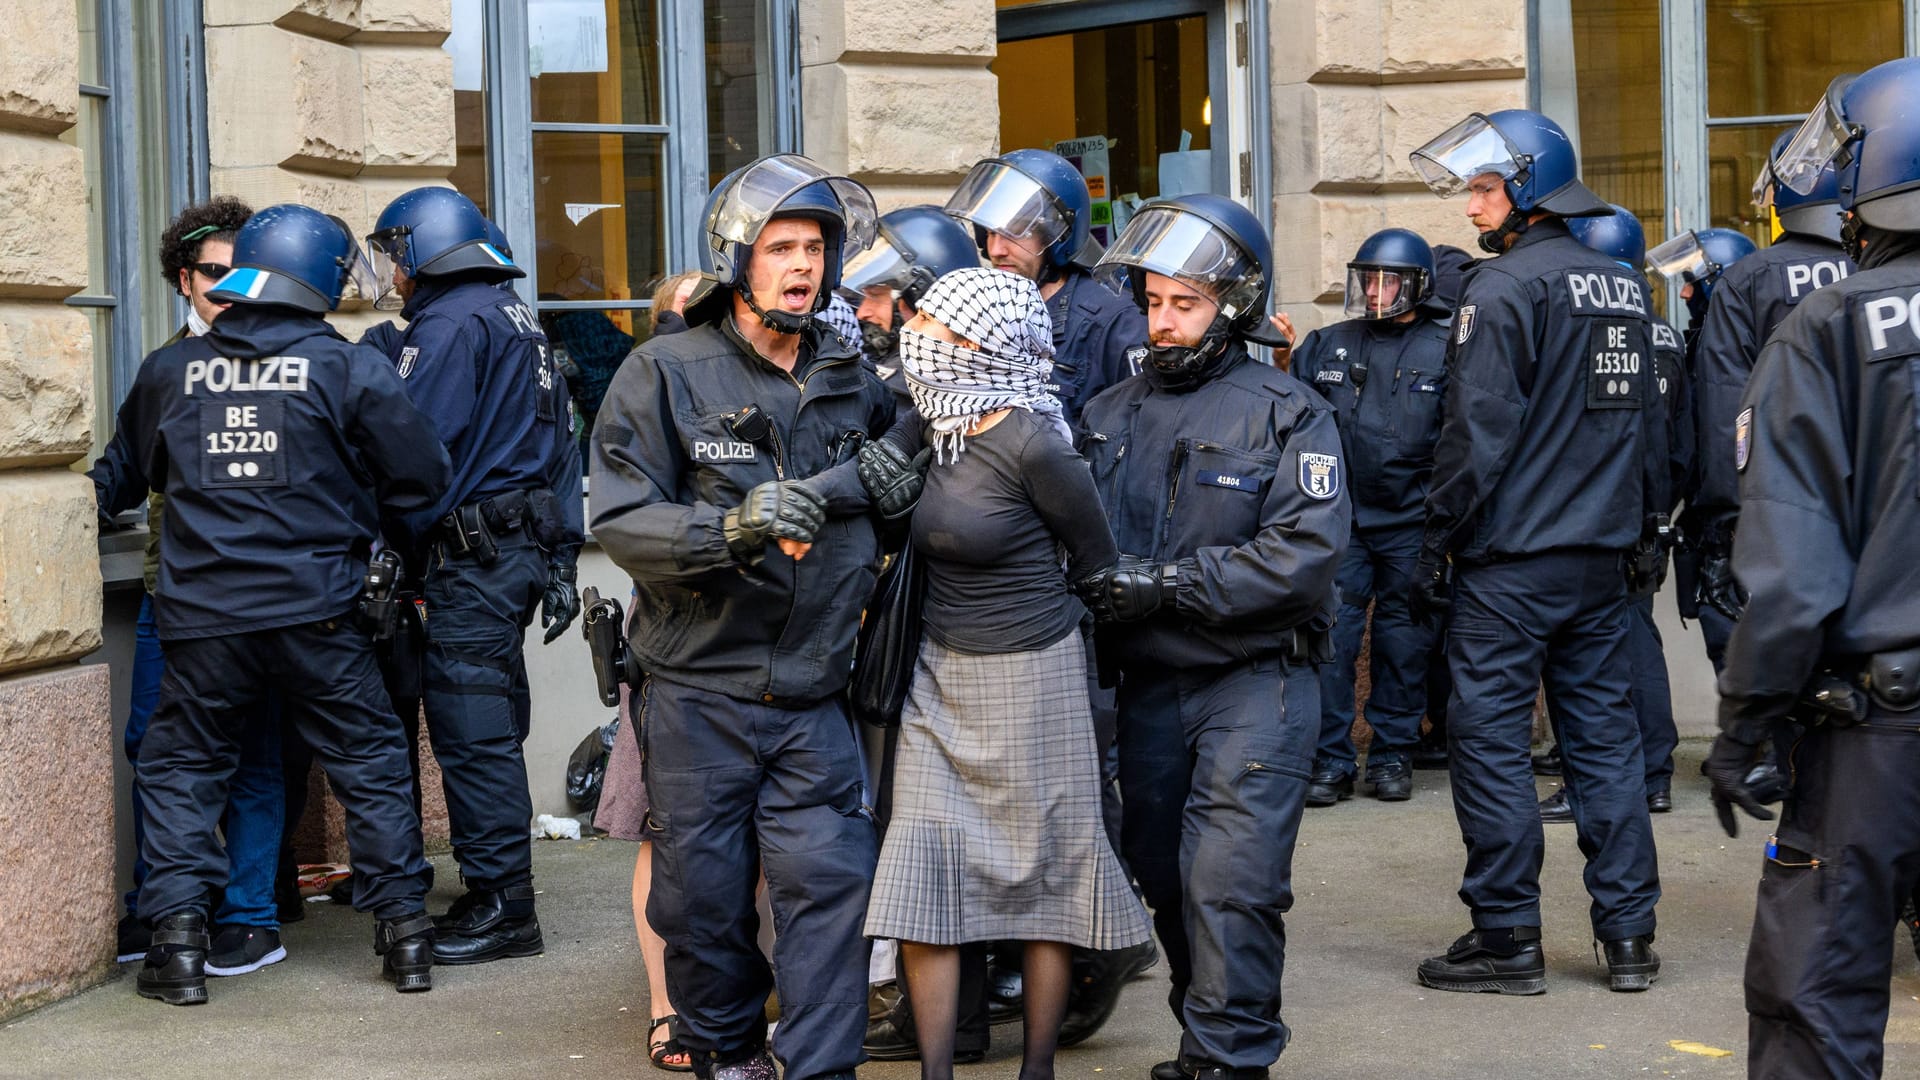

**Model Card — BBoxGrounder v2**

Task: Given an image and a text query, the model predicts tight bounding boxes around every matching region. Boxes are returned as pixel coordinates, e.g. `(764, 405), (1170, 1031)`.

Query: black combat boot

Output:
(136, 911), (210, 1006)
(1365, 756), (1413, 801)
(1416, 927), (1546, 995)
(1531, 745), (1562, 776)
(1537, 788), (1574, 823)
(376, 911), (436, 992)
(1304, 762), (1354, 807)
(1600, 934), (1660, 992)
(1057, 939), (1158, 1047)
(431, 883), (543, 965)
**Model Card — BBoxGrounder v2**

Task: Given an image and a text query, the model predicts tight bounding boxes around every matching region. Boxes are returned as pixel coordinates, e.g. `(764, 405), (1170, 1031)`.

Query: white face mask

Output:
(186, 306), (213, 337)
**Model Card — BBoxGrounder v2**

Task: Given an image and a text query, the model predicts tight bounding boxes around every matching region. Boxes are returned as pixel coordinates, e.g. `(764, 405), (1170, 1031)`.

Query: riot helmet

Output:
(944, 149), (1093, 277)
(1095, 193), (1274, 388)
(1411, 109), (1609, 253)
(208, 204), (379, 314)
(1343, 228), (1436, 320)
(1645, 227), (1757, 302)
(1566, 204), (1648, 270)
(367, 187), (521, 310)
(699, 154), (878, 334)
(1751, 129), (1845, 244)
(483, 216), (516, 261)
(844, 205), (983, 309)
(1773, 59), (1920, 247)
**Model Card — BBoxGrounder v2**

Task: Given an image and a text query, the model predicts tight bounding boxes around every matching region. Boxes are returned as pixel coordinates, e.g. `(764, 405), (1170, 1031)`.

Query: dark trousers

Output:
(640, 676), (878, 1080)
(1625, 596), (1678, 790)
(138, 618), (429, 922)
(403, 533), (546, 890)
(1315, 524), (1435, 773)
(1746, 714), (1920, 1080)
(1116, 657), (1315, 1071)
(1445, 550), (1659, 940)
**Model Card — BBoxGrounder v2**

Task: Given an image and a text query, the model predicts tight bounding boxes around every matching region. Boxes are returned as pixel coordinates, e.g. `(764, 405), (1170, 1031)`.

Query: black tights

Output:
(902, 940), (1072, 1080)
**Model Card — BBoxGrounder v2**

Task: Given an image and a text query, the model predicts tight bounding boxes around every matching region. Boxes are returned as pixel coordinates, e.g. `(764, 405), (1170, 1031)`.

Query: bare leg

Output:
(1018, 941), (1072, 1080)
(902, 941), (961, 1080)
(634, 842), (688, 1069)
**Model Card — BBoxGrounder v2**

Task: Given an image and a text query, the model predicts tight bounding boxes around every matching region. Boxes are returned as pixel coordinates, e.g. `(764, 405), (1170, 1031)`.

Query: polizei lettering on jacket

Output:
(183, 355), (311, 395)
(1564, 271), (1648, 317)
(1857, 289), (1920, 357)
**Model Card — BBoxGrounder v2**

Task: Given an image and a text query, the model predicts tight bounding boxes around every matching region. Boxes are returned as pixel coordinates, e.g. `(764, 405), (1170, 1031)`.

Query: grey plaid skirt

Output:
(864, 632), (1151, 949)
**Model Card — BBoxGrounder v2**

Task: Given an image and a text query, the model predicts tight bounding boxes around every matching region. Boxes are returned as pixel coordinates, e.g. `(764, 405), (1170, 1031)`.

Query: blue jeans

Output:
(126, 593), (286, 927)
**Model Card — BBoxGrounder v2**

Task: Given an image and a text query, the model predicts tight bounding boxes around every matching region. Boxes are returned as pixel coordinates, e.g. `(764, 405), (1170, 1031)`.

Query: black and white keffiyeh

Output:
(902, 267), (1067, 462)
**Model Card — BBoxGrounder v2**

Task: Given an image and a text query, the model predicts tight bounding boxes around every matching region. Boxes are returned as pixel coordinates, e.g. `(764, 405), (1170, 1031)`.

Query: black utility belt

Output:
(433, 490), (538, 563)
(1801, 644), (1920, 725)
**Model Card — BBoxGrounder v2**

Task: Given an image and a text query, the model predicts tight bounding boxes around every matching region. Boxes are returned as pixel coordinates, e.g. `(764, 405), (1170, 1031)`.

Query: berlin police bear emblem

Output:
(1298, 451), (1340, 501)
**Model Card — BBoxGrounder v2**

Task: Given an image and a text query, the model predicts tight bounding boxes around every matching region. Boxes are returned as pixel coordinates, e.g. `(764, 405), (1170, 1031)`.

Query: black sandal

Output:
(649, 1014), (693, 1073)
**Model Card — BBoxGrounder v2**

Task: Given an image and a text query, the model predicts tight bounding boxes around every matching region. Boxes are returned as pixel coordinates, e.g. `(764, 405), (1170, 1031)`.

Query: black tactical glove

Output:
(541, 561), (581, 645)
(723, 480), (827, 563)
(1704, 731), (1776, 838)
(858, 440), (933, 520)
(1698, 549), (1748, 621)
(1075, 555), (1178, 623)
(1410, 545), (1452, 622)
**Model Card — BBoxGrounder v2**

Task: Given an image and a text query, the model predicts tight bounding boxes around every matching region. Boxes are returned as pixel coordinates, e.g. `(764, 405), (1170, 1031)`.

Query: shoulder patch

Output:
(1298, 451), (1340, 501)
(1735, 407), (1753, 472)
(1125, 345), (1148, 377)
(1455, 305), (1477, 345)
(396, 346), (419, 379)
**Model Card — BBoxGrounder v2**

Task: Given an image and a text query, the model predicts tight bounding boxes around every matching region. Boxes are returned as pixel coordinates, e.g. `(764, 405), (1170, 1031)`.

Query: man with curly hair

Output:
(109, 196), (298, 980)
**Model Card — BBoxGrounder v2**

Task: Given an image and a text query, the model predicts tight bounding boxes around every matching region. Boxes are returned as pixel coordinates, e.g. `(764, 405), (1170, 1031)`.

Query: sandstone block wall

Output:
(800, 0), (999, 211)
(1270, 0), (1530, 331)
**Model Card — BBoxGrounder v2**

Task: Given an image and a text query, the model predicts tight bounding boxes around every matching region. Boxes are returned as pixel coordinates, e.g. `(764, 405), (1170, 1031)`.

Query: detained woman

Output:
(862, 268), (1150, 1080)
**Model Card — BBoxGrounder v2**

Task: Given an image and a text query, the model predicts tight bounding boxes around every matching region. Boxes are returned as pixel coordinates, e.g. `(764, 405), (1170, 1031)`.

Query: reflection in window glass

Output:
(531, 131), (665, 304)
(446, 0), (491, 219)
(1705, 0), (1900, 119)
(1710, 123), (1796, 245)
(529, 0), (662, 126)
(706, 0), (766, 181)
(994, 17), (1213, 245)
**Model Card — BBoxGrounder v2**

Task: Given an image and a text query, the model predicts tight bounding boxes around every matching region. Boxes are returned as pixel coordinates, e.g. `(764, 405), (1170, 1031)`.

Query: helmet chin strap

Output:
(1143, 315), (1237, 392)
(740, 286), (818, 335)
(1478, 208), (1534, 255)
(1841, 211), (1869, 265)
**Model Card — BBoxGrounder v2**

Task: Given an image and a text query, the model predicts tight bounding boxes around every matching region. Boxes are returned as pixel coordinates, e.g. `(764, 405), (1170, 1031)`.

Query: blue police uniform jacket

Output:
(89, 304), (451, 640)
(1649, 312), (1693, 515)
(1424, 218), (1664, 560)
(1718, 237), (1920, 734)
(1079, 347), (1351, 670)
(385, 276), (581, 548)
(588, 317), (902, 706)
(1691, 232), (1852, 517)
(1046, 268), (1149, 423)
(1292, 314), (1451, 531)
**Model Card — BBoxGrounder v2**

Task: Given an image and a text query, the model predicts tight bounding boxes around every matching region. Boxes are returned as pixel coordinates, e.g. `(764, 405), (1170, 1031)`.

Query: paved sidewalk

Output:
(5, 741), (1916, 1079)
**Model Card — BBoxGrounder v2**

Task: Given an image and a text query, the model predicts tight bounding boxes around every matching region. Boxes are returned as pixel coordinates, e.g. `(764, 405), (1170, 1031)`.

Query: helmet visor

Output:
(944, 160), (1071, 251)
(341, 242), (384, 306)
(1410, 114), (1523, 198)
(365, 227), (408, 311)
(1775, 77), (1857, 197)
(1645, 230), (1713, 284)
(708, 154), (879, 253)
(1343, 266), (1421, 320)
(842, 233), (913, 293)
(1094, 204), (1263, 318)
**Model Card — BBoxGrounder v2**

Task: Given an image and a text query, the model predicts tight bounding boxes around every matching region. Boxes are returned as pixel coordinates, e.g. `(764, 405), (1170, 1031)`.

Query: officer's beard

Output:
(859, 309), (902, 360)
(1478, 210), (1532, 255)
(1143, 321), (1238, 392)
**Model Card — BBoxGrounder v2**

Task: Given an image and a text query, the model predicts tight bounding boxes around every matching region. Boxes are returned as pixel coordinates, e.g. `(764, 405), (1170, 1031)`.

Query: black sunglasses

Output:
(192, 262), (232, 281)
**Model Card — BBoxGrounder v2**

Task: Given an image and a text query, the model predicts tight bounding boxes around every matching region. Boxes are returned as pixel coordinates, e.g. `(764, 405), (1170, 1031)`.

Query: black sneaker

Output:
(1600, 935), (1660, 991)
(1365, 759), (1413, 801)
(116, 913), (151, 964)
(1531, 745), (1562, 776)
(205, 925), (287, 976)
(1538, 788), (1574, 824)
(1305, 763), (1354, 807)
(1416, 929), (1546, 995)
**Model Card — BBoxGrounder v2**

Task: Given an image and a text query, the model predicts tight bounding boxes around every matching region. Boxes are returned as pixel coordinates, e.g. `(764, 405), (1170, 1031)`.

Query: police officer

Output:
(1075, 194), (1348, 1080)
(364, 186), (581, 966)
(89, 204), (450, 1003)
(1407, 109), (1663, 994)
(1534, 205), (1690, 820)
(1704, 58), (1920, 1076)
(1293, 228), (1451, 807)
(589, 154), (905, 1080)
(945, 149), (1148, 422)
(845, 203), (981, 393)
